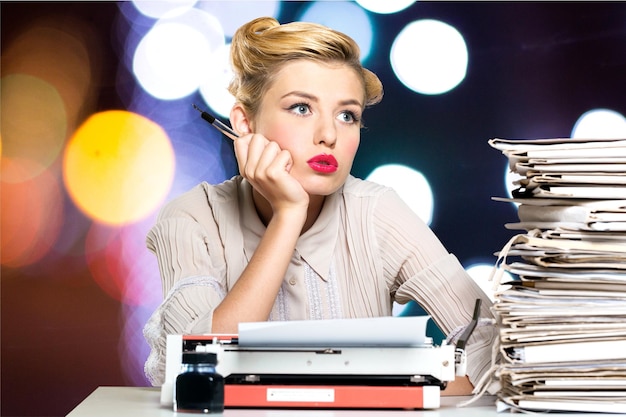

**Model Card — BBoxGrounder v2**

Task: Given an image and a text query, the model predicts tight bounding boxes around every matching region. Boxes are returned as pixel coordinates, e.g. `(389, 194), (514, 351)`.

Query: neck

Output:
(252, 190), (325, 235)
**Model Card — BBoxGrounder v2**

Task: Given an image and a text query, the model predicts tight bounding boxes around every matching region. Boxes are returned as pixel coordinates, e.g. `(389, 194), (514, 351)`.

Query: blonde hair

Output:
(228, 17), (383, 120)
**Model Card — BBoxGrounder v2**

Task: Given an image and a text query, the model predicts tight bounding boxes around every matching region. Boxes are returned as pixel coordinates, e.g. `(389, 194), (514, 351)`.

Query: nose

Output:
(314, 116), (337, 148)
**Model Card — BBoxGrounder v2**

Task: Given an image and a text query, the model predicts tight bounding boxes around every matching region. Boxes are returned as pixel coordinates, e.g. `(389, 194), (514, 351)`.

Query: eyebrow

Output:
(282, 91), (363, 108)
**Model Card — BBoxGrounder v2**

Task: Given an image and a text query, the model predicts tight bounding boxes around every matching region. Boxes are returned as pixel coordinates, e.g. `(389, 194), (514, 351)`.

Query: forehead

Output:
(268, 59), (365, 105)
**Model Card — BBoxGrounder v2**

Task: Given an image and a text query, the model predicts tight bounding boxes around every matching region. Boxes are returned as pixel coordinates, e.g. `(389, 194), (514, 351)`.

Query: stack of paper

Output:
(488, 137), (626, 414)
(493, 137), (626, 200)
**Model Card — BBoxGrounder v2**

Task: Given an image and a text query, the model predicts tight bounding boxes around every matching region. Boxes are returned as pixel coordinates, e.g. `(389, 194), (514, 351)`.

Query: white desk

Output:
(65, 386), (613, 416)
(66, 387), (492, 416)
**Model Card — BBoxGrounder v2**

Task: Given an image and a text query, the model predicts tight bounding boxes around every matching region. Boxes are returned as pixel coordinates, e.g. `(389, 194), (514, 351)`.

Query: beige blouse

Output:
(143, 175), (495, 386)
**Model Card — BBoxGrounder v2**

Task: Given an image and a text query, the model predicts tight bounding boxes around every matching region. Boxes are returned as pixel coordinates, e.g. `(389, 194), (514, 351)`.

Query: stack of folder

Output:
(488, 137), (626, 414)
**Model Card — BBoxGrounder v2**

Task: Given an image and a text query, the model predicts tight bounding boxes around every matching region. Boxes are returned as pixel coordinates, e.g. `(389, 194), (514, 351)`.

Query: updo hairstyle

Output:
(228, 17), (383, 121)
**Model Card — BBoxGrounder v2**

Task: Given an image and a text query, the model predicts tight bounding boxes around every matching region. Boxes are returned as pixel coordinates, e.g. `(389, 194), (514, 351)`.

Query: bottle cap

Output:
(182, 352), (218, 365)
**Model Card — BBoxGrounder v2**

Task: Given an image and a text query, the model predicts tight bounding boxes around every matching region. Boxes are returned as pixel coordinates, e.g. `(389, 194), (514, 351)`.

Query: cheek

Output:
(342, 135), (361, 161)
(262, 124), (300, 150)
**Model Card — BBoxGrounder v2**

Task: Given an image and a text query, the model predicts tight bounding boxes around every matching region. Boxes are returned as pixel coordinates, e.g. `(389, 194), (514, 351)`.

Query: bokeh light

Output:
(128, 6), (225, 102)
(466, 263), (512, 302)
(366, 163), (434, 225)
(504, 163), (525, 199)
(390, 19), (468, 95)
(84, 217), (162, 307)
(194, 0), (281, 37)
(571, 108), (626, 139)
(356, 0), (415, 14)
(198, 43), (235, 119)
(1, 16), (99, 178)
(1, 7), (102, 272)
(1, 161), (64, 268)
(117, 217), (163, 385)
(131, 0), (197, 19)
(133, 20), (216, 100)
(120, 303), (157, 385)
(63, 110), (175, 225)
(166, 118), (233, 198)
(114, 0), (236, 203)
(1, 74), (67, 182)
(84, 223), (130, 303)
(298, 1), (374, 62)
(84, 216), (163, 386)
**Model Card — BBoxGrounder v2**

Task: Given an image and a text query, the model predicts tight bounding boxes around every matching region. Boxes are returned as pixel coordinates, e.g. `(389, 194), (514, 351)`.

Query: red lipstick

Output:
(307, 153), (338, 173)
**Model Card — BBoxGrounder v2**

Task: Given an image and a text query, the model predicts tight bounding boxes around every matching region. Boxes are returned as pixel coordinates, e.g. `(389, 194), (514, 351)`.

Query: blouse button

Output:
(288, 278), (297, 286)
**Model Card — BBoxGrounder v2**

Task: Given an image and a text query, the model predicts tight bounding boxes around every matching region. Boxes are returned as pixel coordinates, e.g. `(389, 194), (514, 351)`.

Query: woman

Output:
(143, 16), (495, 392)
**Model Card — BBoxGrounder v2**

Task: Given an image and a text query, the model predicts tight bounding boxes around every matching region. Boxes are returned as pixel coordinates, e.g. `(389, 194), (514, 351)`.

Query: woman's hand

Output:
(234, 133), (309, 215)
(213, 133), (311, 333)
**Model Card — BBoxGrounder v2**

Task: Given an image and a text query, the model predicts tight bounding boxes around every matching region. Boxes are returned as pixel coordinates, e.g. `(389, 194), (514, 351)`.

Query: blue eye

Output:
(289, 103), (310, 116)
(339, 111), (360, 124)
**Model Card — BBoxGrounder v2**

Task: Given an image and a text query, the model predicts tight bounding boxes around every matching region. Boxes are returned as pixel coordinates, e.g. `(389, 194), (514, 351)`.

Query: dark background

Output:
(2, 2), (626, 416)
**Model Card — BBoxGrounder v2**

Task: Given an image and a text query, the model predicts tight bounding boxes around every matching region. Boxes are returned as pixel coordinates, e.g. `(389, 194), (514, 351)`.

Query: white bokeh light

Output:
(298, 1), (374, 62)
(366, 164), (434, 225)
(466, 263), (511, 302)
(132, 8), (225, 100)
(505, 163), (524, 198)
(199, 43), (236, 119)
(356, 0), (415, 14)
(161, 5), (226, 46)
(131, 0), (196, 19)
(571, 108), (626, 139)
(391, 19), (468, 95)
(133, 23), (213, 100)
(503, 162), (525, 212)
(194, 1), (281, 37)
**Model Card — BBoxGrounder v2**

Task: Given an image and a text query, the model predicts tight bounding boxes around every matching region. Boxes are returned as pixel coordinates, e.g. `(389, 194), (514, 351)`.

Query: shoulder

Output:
(342, 175), (394, 199)
(342, 176), (426, 228)
(157, 176), (243, 221)
(341, 176), (408, 212)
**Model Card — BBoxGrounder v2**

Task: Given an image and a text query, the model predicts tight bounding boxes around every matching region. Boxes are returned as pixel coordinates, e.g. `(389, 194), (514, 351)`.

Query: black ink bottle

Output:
(175, 352), (224, 413)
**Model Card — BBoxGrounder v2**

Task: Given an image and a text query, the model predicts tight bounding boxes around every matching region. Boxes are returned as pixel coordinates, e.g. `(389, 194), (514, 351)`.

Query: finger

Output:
(233, 134), (252, 175)
(254, 141), (284, 177)
(243, 134), (272, 179)
(265, 149), (293, 176)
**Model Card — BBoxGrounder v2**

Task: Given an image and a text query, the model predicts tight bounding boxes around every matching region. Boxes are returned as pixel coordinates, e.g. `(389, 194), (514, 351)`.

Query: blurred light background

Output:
(2, 1), (626, 415)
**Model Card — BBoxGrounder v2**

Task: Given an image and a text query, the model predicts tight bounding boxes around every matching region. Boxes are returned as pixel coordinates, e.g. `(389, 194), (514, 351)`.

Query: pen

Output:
(192, 104), (239, 141)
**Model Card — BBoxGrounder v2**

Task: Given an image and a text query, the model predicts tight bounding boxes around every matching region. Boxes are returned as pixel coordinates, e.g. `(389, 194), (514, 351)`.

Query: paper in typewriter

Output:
(238, 315), (430, 347)
(489, 137), (626, 414)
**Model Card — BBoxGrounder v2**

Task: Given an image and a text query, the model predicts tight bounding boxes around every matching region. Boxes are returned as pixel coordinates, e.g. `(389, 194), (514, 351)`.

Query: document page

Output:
(238, 316), (430, 347)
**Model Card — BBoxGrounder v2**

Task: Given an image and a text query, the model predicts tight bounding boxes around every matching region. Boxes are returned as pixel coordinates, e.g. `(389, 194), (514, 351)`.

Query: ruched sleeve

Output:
(143, 182), (234, 386)
(373, 188), (496, 386)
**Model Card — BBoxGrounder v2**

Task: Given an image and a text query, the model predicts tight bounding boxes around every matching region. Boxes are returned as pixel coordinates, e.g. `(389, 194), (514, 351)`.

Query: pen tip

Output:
(192, 103), (201, 112)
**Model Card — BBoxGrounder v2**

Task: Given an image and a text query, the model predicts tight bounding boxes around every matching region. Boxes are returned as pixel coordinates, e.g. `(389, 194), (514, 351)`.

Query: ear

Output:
(230, 103), (252, 136)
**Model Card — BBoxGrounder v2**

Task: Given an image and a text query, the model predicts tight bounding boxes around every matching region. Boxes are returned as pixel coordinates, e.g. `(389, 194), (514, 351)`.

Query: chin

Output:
(298, 169), (350, 196)
(303, 179), (346, 197)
